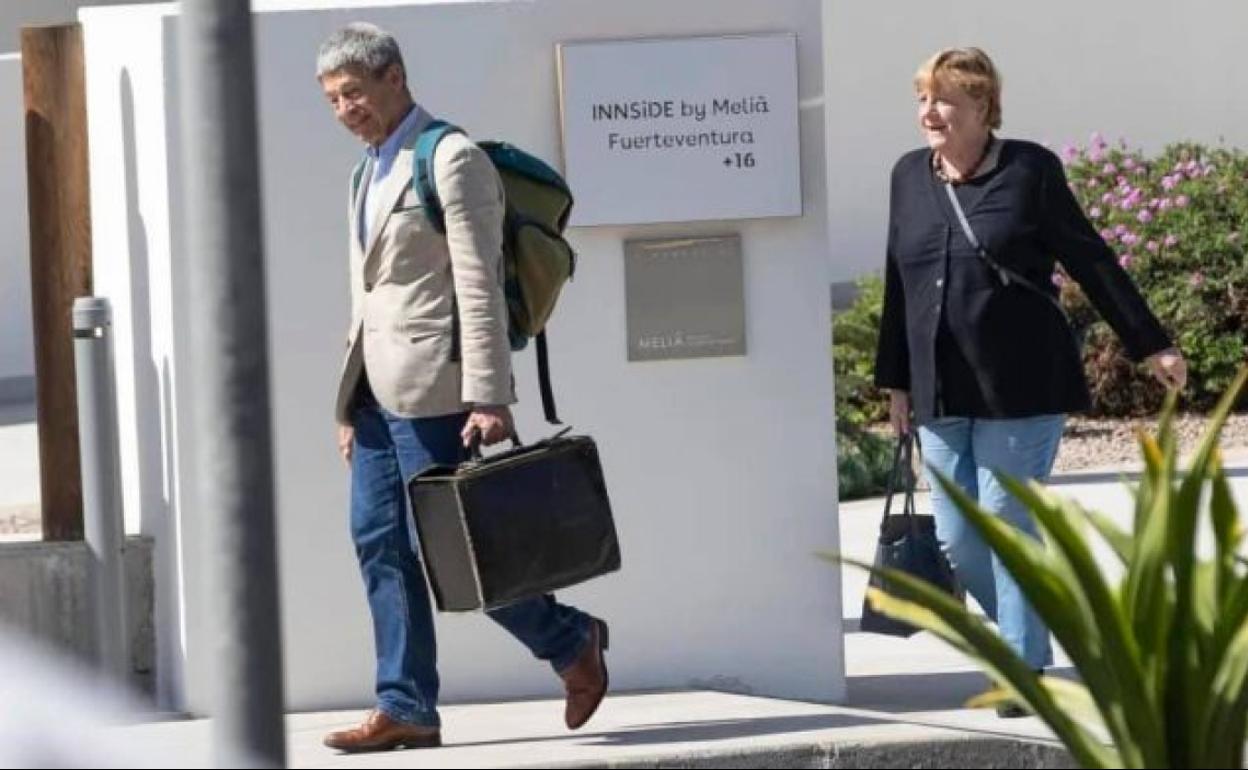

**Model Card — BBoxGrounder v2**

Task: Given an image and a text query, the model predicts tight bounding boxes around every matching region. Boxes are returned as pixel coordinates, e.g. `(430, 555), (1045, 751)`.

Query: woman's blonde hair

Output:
(914, 47), (1002, 130)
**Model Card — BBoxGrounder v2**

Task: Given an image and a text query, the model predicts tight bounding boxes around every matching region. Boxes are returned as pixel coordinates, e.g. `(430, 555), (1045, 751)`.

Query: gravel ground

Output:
(1053, 412), (1248, 473)
(0, 503), (39, 537)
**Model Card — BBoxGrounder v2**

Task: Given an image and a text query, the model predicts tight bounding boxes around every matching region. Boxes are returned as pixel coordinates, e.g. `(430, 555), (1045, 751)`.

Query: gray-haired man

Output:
(317, 23), (608, 753)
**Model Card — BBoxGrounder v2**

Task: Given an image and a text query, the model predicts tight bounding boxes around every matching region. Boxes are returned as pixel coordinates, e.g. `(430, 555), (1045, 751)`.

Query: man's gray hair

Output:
(316, 22), (406, 81)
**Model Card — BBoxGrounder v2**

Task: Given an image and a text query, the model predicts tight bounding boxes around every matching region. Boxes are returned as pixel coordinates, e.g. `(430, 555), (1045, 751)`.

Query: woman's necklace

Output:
(934, 135), (994, 185)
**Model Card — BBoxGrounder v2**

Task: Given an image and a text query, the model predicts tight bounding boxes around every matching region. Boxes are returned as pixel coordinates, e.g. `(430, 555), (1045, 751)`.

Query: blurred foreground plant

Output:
(829, 365), (1248, 768)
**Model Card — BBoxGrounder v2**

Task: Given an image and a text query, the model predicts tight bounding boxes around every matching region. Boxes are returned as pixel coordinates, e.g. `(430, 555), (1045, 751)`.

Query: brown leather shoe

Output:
(323, 709), (441, 753)
(559, 618), (610, 730)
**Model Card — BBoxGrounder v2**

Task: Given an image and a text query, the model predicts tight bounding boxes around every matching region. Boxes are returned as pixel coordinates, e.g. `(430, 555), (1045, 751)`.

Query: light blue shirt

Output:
(359, 104), (426, 249)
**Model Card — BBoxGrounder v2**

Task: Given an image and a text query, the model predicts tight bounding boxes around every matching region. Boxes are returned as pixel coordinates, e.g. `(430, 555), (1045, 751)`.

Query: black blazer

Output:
(874, 140), (1171, 423)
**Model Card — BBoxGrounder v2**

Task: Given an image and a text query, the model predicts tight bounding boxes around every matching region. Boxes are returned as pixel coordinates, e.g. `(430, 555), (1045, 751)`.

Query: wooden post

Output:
(22, 24), (92, 541)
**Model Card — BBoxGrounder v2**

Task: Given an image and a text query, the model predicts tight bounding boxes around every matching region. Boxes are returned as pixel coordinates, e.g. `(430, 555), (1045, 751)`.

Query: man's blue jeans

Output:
(917, 414), (1065, 669)
(350, 400), (593, 727)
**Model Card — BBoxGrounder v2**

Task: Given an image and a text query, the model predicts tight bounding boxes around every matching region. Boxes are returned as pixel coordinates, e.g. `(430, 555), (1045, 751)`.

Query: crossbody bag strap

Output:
(942, 183), (1068, 319)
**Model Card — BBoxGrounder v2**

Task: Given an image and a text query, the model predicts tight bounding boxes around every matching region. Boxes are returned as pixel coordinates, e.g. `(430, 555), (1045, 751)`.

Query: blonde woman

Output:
(874, 47), (1185, 716)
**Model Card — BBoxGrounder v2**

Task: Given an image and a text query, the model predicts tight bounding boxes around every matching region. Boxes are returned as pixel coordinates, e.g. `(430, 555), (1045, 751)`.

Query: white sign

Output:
(557, 34), (802, 226)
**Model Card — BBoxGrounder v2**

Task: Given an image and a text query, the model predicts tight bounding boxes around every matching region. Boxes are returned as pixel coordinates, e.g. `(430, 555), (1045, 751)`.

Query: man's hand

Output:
(337, 423), (354, 467)
(1145, 347), (1188, 391)
(888, 390), (912, 437)
(461, 405), (515, 448)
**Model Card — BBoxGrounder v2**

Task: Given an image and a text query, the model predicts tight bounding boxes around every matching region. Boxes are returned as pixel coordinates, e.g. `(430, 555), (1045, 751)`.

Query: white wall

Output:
(822, 0), (1248, 283)
(83, 0), (845, 715)
(0, 2), (167, 397)
(0, 53), (33, 393)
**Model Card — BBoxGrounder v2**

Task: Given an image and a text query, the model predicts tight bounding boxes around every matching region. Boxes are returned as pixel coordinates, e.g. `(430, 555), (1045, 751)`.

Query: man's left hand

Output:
(461, 405), (515, 448)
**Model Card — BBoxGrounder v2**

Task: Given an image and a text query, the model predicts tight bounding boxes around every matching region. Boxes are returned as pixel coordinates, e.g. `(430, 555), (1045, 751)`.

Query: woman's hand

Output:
(888, 390), (912, 436)
(1145, 347), (1188, 391)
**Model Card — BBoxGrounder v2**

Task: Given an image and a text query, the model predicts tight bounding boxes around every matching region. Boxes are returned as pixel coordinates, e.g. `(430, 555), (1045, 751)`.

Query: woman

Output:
(874, 47), (1186, 715)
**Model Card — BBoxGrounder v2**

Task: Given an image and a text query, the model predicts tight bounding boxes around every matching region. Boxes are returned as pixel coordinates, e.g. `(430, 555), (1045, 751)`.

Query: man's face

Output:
(320, 63), (407, 146)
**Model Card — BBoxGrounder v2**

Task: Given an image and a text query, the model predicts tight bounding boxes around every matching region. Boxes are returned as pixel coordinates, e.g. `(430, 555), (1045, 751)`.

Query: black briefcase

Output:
(407, 431), (621, 612)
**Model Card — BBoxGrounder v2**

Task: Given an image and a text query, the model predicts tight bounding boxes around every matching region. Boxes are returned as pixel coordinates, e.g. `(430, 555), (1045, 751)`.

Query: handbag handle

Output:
(878, 431), (918, 529)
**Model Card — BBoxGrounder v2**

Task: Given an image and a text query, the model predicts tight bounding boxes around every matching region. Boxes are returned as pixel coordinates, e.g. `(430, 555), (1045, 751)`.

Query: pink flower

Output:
(1119, 254), (1135, 268)
(1146, 240), (1160, 253)
(1122, 233), (1140, 247)
(1176, 194), (1191, 207)
(1061, 144), (1080, 164)
(1101, 192), (1114, 205)
(1159, 198), (1174, 210)
(1086, 178), (1100, 189)
(1137, 210), (1153, 224)
(1115, 224), (1129, 236)
(1088, 145), (1106, 163)
(1162, 175), (1179, 191)
(1103, 163), (1118, 175)
(1120, 197), (1136, 211)
(1100, 228), (1117, 242)
(1164, 234), (1180, 247)
(1149, 198), (1162, 209)
(1190, 271), (1205, 287)
(1123, 157), (1137, 170)
(1091, 131), (1107, 149)
(1090, 206), (1103, 218)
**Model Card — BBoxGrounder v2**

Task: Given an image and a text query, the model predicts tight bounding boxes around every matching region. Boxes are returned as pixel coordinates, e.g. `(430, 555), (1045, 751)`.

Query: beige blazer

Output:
(334, 111), (514, 424)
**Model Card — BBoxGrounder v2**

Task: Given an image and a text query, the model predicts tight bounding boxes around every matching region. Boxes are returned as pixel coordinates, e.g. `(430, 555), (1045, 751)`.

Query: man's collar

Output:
(367, 102), (423, 159)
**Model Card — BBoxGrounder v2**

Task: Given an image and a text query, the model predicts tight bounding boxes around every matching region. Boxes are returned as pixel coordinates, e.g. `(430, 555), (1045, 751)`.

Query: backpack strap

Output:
(536, 330), (560, 425)
(410, 119), (462, 235)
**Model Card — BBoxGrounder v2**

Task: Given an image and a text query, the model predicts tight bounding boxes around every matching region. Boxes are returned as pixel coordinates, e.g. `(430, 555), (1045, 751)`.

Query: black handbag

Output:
(407, 429), (621, 612)
(859, 432), (961, 637)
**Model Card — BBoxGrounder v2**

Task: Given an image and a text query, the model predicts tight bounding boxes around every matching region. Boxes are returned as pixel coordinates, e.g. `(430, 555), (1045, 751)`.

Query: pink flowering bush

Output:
(1059, 135), (1248, 415)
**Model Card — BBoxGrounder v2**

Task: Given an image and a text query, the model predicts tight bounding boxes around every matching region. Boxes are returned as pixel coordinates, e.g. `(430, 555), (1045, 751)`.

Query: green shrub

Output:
(836, 422), (893, 500)
(1060, 136), (1248, 414)
(834, 274), (892, 499)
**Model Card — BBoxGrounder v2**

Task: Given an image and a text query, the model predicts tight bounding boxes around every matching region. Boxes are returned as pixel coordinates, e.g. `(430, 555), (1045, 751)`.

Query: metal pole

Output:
(177, 1), (286, 767)
(72, 297), (128, 683)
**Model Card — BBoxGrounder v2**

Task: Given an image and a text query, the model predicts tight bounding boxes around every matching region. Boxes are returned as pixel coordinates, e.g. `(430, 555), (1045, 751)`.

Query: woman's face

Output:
(917, 82), (988, 154)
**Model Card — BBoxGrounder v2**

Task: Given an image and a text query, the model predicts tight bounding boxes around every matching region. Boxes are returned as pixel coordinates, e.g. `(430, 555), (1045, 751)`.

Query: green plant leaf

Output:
(995, 476), (1162, 766)
(828, 553), (1120, 768)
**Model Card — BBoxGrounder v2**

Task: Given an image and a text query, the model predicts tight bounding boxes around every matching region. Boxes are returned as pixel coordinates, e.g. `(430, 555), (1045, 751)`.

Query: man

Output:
(316, 23), (608, 753)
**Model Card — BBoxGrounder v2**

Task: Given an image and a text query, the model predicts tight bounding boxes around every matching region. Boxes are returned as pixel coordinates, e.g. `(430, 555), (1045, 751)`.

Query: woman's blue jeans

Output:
(917, 414), (1065, 669)
(350, 400), (593, 727)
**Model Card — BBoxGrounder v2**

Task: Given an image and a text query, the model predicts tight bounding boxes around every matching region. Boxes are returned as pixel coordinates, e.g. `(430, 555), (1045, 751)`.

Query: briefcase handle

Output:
(465, 425), (576, 462)
(467, 428), (524, 461)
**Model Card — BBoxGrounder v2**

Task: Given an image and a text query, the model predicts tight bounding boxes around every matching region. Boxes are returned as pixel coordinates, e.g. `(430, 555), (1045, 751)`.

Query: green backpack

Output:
(355, 120), (576, 423)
